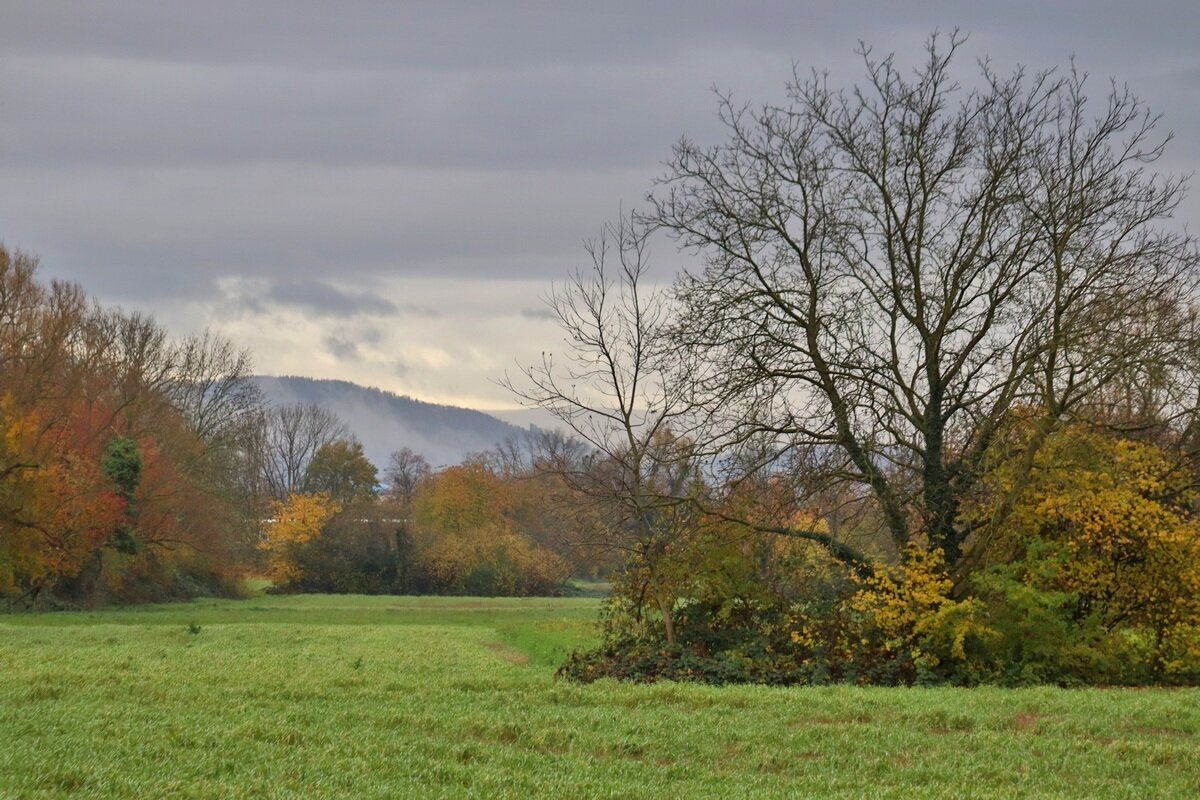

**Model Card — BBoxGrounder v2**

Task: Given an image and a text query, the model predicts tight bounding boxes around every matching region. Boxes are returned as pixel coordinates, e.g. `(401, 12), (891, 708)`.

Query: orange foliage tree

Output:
(0, 397), (125, 600)
(408, 462), (568, 595)
(2, 245), (263, 607)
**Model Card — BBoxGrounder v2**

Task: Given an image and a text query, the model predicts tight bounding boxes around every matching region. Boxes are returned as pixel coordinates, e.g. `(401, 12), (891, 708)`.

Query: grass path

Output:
(2, 595), (1198, 798)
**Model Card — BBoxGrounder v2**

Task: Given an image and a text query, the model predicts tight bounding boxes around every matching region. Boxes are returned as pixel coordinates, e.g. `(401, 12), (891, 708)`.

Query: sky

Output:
(3, 1), (1199, 410)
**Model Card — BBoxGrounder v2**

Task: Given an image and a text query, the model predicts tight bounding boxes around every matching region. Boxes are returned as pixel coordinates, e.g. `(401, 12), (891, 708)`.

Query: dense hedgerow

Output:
(560, 426), (1200, 687)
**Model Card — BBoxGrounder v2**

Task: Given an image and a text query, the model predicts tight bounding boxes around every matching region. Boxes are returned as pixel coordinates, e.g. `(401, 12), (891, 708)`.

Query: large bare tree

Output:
(651, 33), (1198, 574)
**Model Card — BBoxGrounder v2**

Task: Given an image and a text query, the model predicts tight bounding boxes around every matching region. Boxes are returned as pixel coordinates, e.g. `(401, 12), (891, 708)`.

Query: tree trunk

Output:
(648, 569), (676, 645)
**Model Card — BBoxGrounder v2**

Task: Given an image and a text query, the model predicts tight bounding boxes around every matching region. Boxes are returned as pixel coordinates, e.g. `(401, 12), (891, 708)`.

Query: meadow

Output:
(1, 593), (1198, 799)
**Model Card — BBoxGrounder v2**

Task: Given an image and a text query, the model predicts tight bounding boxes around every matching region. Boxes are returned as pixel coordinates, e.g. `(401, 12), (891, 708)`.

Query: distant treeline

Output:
(0, 246), (608, 608)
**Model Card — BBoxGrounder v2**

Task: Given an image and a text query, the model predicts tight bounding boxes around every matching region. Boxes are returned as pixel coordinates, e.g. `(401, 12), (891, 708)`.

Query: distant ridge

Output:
(251, 375), (526, 469)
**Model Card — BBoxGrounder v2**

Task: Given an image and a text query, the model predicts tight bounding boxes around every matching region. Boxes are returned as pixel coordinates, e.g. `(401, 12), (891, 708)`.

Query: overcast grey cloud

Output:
(3, 1), (1199, 408)
(264, 279), (397, 318)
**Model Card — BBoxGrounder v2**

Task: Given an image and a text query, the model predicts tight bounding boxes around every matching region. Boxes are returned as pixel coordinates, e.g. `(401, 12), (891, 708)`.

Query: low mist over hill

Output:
(252, 376), (525, 468)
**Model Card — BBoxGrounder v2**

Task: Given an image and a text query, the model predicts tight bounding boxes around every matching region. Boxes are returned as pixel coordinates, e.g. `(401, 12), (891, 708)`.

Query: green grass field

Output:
(2, 594), (1198, 799)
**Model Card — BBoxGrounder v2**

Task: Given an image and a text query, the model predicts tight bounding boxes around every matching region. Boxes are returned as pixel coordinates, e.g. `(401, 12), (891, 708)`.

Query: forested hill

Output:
(251, 376), (525, 468)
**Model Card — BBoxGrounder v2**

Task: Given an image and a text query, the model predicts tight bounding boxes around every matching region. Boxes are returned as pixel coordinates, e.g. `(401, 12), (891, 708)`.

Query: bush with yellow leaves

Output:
(965, 425), (1200, 684)
(845, 545), (993, 685)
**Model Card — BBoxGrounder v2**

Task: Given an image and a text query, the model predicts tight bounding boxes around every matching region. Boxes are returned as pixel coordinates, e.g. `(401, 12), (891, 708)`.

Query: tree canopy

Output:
(524, 34), (1200, 687)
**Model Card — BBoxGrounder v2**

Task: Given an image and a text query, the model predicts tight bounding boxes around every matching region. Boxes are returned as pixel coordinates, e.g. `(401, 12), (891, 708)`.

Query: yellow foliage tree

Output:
(261, 492), (340, 586)
(968, 424), (1200, 679)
